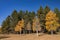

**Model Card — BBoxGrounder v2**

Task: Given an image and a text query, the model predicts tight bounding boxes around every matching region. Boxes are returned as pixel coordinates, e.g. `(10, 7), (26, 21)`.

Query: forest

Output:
(0, 6), (60, 34)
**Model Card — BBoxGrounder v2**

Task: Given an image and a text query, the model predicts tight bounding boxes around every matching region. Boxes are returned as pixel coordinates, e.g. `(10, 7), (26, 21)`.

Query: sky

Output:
(0, 0), (60, 26)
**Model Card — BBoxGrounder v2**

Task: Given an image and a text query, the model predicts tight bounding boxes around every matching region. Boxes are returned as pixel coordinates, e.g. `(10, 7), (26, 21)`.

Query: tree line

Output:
(1, 6), (60, 34)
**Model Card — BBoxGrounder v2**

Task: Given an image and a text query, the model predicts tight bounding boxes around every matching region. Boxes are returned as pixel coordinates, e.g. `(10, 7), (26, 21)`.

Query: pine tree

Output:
(37, 6), (45, 32)
(10, 10), (19, 33)
(44, 6), (50, 15)
(18, 10), (24, 20)
(2, 16), (11, 33)
(54, 8), (60, 23)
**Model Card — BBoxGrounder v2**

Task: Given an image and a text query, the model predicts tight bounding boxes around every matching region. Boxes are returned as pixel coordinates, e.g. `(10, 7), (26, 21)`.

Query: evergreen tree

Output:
(18, 10), (24, 20)
(44, 6), (50, 15)
(28, 11), (35, 33)
(10, 10), (18, 32)
(2, 16), (11, 33)
(54, 8), (60, 23)
(23, 11), (29, 34)
(37, 6), (45, 32)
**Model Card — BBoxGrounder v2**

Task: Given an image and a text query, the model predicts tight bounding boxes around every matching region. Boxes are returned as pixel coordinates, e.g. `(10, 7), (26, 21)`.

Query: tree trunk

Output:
(51, 30), (53, 35)
(36, 27), (38, 36)
(20, 29), (21, 35)
(29, 30), (30, 34)
(36, 30), (38, 36)
(20, 31), (21, 34)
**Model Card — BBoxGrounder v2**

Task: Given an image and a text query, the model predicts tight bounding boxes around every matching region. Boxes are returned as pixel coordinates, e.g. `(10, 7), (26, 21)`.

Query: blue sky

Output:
(0, 0), (60, 26)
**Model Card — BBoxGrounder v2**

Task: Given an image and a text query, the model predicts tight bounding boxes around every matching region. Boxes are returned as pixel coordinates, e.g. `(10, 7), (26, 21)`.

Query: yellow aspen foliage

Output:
(15, 19), (24, 32)
(45, 11), (59, 31)
(32, 17), (41, 32)
(26, 22), (31, 30)
(15, 25), (19, 32)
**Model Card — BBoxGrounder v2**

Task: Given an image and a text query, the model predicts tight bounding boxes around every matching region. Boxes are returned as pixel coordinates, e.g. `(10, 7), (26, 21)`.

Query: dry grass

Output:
(0, 33), (60, 40)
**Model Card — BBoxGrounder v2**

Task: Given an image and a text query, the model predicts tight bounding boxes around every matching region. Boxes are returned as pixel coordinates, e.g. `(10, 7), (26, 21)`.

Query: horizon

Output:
(0, 0), (60, 26)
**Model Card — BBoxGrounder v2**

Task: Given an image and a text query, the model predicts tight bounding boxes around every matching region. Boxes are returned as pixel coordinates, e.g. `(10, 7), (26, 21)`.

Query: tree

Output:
(43, 6), (50, 32)
(54, 8), (60, 23)
(23, 11), (29, 34)
(11, 10), (19, 33)
(32, 16), (41, 36)
(26, 22), (31, 34)
(2, 16), (11, 33)
(44, 6), (50, 15)
(15, 19), (24, 34)
(18, 10), (24, 20)
(45, 11), (59, 34)
(37, 6), (46, 32)
(37, 6), (44, 18)
(28, 11), (35, 32)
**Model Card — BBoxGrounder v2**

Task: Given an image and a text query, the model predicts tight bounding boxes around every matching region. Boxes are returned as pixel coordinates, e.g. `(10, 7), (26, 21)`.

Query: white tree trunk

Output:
(51, 30), (53, 35)
(36, 30), (38, 36)
(20, 29), (21, 35)
(36, 26), (38, 36)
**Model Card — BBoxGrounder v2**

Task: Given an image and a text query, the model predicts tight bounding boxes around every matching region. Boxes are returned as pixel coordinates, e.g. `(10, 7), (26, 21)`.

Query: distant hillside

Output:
(0, 26), (1, 27)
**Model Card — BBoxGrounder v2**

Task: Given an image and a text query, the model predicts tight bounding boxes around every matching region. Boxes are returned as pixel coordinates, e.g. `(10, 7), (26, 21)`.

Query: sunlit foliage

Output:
(15, 19), (24, 32)
(32, 16), (41, 32)
(45, 11), (59, 32)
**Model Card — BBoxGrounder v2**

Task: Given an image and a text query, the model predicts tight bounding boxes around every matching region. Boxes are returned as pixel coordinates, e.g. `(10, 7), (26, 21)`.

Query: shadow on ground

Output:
(38, 33), (45, 36)
(0, 36), (10, 39)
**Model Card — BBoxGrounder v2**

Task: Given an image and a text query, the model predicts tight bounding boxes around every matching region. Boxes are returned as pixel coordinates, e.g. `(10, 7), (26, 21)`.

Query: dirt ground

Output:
(0, 33), (60, 40)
